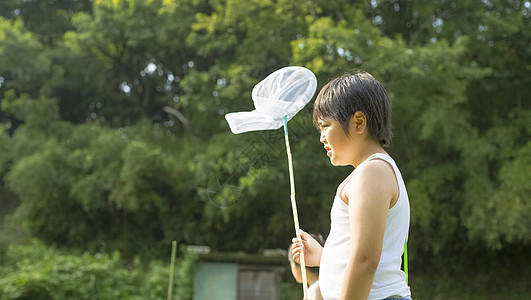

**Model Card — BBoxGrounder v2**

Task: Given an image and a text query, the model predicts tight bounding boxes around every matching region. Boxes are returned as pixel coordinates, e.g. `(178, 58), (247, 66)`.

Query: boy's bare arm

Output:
(341, 160), (398, 300)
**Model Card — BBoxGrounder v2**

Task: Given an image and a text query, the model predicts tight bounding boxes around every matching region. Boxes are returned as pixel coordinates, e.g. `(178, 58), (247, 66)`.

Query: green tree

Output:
(0, 0), (93, 46)
(2, 92), (202, 256)
(59, 0), (203, 128)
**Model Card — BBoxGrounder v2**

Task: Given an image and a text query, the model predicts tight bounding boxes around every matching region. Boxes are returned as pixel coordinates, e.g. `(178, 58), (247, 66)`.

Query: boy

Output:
(291, 71), (411, 300)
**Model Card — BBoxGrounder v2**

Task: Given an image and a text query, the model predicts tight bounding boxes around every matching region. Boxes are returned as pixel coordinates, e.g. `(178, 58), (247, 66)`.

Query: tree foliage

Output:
(0, 1), (530, 296)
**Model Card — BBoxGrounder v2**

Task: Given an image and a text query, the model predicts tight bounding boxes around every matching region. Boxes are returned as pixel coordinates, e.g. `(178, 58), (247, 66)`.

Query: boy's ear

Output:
(350, 111), (367, 134)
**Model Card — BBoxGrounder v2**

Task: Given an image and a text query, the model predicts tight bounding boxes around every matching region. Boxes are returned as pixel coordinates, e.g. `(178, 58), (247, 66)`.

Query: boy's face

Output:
(318, 118), (355, 166)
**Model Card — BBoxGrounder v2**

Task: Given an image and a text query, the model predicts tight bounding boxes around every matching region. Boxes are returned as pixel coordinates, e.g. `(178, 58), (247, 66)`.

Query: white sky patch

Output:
(146, 62), (156, 74)
(120, 82), (131, 94)
(432, 18), (444, 33)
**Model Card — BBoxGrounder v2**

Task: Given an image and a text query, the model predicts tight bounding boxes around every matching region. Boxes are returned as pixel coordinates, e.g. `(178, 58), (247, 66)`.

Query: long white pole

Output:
(283, 116), (309, 300)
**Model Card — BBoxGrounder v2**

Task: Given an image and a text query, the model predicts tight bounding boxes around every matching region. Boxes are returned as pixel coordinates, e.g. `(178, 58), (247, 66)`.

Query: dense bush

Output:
(0, 240), (197, 300)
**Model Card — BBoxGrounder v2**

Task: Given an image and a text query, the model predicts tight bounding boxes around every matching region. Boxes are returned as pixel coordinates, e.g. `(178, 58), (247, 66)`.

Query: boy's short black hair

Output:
(313, 70), (393, 147)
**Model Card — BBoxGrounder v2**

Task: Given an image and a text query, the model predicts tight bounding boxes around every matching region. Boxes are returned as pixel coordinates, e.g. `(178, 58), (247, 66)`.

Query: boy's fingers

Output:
(291, 245), (305, 260)
(292, 251), (300, 263)
(291, 243), (302, 252)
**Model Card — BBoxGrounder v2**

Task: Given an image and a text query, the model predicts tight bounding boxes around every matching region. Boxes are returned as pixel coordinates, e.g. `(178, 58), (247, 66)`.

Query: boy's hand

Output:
(291, 229), (324, 267)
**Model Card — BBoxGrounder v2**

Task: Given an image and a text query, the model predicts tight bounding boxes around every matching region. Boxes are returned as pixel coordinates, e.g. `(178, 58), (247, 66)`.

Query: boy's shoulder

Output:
(347, 159), (397, 200)
(339, 154), (397, 203)
(354, 157), (395, 178)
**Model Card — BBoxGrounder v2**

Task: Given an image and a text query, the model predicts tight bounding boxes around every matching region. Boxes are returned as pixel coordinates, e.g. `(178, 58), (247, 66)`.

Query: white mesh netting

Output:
(225, 66), (317, 134)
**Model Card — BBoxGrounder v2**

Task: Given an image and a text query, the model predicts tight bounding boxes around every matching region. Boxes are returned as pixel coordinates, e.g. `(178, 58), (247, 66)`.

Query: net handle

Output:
(283, 116), (309, 300)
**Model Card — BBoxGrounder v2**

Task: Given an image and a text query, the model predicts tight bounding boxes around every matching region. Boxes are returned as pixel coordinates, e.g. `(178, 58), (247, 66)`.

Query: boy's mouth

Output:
(324, 146), (332, 156)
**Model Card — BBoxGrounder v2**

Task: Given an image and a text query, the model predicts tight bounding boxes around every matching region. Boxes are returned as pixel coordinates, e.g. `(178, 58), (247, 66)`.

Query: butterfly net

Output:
(225, 66), (317, 134)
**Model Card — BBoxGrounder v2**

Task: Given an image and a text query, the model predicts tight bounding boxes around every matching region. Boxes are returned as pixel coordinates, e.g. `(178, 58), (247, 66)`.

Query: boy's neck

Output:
(352, 141), (386, 168)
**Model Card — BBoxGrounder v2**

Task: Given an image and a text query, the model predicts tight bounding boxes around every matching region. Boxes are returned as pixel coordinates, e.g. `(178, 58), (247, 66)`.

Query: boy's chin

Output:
(330, 158), (348, 167)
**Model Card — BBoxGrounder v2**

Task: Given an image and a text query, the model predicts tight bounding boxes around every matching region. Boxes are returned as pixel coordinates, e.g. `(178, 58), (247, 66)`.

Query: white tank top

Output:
(319, 153), (411, 300)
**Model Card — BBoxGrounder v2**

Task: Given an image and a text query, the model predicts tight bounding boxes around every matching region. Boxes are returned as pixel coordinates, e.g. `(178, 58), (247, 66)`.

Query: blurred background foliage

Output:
(0, 0), (530, 299)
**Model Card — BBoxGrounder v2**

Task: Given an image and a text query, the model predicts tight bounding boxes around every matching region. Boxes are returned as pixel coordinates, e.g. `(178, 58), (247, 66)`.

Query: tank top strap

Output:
(366, 153), (394, 165)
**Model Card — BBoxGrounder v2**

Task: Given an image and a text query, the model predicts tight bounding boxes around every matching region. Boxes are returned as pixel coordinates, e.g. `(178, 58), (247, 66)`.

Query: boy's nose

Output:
(320, 131), (326, 143)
